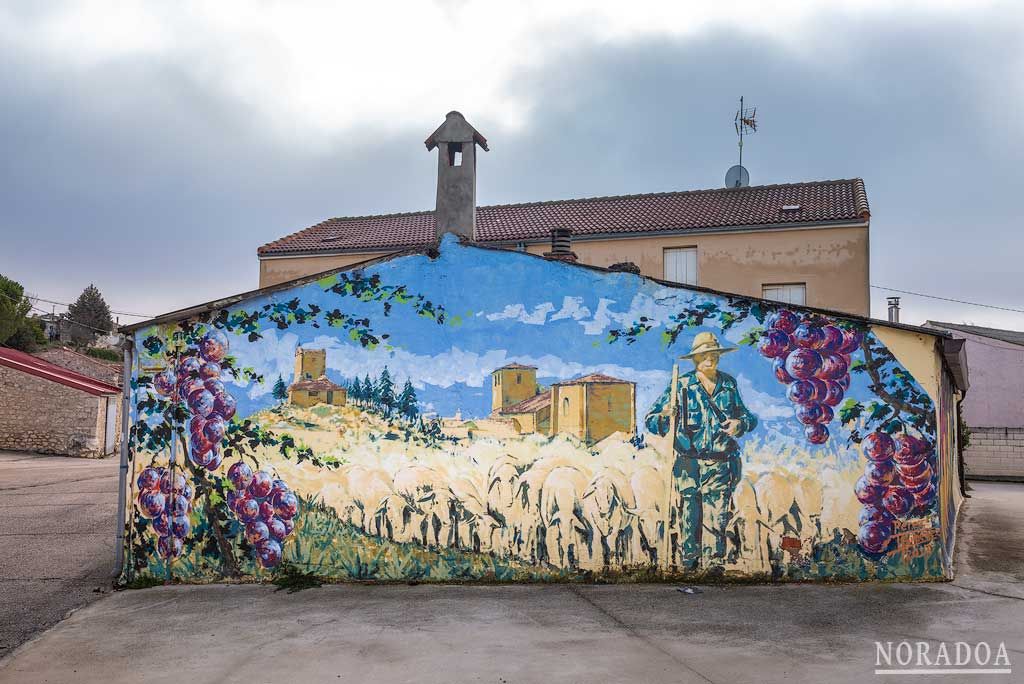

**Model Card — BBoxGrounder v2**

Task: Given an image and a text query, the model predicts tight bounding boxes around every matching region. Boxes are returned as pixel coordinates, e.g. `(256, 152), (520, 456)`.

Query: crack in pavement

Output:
(567, 585), (717, 684)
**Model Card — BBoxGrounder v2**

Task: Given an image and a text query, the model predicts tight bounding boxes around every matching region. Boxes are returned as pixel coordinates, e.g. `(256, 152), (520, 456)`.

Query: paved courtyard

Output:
(0, 451), (118, 658)
(0, 467), (1020, 683)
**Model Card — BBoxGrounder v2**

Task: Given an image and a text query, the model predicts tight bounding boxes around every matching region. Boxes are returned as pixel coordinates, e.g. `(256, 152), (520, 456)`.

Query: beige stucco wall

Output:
(522, 225), (869, 316)
(260, 252), (382, 288)
(258, 224), (869, 316)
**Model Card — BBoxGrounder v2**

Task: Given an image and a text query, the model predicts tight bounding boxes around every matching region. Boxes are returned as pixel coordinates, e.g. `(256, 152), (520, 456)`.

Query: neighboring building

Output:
(288, 347), (346, 408)
(257, 112), (871, 316)
(491, 365), (636, 444)
(925, 321), (1024, 480)
(0, 348), (121, 457)
(33, 346), (122, 387)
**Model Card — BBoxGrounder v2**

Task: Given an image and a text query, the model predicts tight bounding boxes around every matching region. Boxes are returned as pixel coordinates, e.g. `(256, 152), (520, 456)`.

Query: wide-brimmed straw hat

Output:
(679, 332), (737, 359)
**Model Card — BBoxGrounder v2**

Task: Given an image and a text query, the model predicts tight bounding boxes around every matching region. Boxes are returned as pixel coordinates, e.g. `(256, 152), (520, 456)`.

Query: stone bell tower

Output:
(424, 111), (489, 242)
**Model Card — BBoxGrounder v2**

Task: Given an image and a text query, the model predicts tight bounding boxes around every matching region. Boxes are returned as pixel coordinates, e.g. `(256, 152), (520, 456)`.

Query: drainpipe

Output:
(113, 338), (134, 580)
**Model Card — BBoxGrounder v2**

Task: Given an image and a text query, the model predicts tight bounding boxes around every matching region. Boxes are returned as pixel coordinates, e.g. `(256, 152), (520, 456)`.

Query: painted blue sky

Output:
(135, 236), (928, 459)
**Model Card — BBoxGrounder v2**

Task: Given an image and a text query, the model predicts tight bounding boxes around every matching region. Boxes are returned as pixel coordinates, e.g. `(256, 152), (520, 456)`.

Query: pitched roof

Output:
(258, 179), (870, 256)
(554, 373), (634, 386)
(500, 392), (552, 415)
(289, 375), (345, 392)
(926, 321), (1024, 347)
(0, 347), (120, 396)
(494, 363), (537, 371)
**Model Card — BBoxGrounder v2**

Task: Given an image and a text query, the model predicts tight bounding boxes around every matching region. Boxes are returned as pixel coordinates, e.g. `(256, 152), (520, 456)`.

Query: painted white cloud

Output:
(225, 328), (301, 399)
(735, 372), (792, 421)
(485, 302), (555, 325)
(481, 289), (686, 337)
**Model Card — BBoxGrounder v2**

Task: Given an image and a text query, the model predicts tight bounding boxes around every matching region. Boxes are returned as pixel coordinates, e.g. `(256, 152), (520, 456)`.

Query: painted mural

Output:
(121, 236), (952, 583)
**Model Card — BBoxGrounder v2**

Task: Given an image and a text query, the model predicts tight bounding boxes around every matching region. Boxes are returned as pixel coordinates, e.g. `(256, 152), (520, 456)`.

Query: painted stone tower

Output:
(288, 347), (345, 408)
(294, 347), (326, 382)
(491, 363), (538, 414)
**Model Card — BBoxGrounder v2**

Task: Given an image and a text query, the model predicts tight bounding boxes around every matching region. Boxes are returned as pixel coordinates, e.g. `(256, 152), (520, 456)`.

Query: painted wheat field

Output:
(130, 402), (944, 583)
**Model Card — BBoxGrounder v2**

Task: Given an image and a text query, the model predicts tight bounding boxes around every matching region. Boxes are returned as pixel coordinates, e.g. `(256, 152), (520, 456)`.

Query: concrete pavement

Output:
(0, 451), (118, 658)
(0, 481), (1020, 683)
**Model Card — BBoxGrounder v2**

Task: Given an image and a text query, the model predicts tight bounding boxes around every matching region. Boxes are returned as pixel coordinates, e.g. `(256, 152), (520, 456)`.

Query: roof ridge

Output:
(477, 178), (863, 212)
(257, 178), (866, 253)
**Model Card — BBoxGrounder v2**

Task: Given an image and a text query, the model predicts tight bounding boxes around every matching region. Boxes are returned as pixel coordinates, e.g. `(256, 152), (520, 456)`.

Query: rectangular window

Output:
(663, 247), (697, 285)
(308, 391), (319, 397)
(762, 283), (807, 306)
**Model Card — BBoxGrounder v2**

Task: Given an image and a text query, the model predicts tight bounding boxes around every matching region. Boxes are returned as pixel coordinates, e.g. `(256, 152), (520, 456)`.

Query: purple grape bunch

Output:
(224, 461), (298, 569)
(136, 466), (194, 559)
(152, 329), (236, 472)
(758, 309), (862, 445)
(854, 430), (938, 554)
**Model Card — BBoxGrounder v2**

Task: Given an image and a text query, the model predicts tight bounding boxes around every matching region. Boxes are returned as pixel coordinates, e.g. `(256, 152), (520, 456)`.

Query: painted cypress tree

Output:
(349, 377), (362, 405)
(377, 367), (396, 416)
(398, 379), (418, 422)
(272, 375), (289, 404)
(364, 373), (377, 407)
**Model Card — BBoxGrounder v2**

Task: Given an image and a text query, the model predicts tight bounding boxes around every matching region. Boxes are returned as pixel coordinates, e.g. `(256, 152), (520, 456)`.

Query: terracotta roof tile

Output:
(289, 376), (345, 392)
(554, 373), (633, 386)
(500, 392), (552, 415)
(258, 179), (870, 256)
(0, 347), (120, 396)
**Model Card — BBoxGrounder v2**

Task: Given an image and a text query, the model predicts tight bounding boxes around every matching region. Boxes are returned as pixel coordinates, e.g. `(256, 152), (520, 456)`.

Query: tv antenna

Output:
(726, 96), (757, 188)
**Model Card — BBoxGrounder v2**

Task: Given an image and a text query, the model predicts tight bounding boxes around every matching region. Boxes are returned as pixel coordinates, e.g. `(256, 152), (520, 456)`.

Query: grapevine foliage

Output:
(839, 336), (936, 444)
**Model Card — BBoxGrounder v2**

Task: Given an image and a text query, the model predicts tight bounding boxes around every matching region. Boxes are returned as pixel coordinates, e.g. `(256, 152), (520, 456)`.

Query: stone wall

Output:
(0, 366), (112, 457)
(33, 347), (122, 386)
(964, 427), (1024, 481)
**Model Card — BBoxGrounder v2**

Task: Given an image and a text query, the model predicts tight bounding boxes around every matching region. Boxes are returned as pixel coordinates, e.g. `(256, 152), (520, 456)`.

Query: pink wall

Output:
(945, 329), (1024, 428)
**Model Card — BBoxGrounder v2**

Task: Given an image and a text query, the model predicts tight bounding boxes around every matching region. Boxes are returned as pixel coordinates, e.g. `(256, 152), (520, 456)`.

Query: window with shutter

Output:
(663, 248), (698, 285)
(762, 283), (807, 306)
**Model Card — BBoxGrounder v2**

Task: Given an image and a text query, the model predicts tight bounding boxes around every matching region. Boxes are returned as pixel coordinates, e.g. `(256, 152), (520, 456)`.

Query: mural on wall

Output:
(122, 236), (948, 583)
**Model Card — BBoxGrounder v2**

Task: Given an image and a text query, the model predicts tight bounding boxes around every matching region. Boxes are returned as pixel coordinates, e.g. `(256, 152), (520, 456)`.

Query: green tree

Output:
(0, 274), (32, 344)
(363, 373), (377, 407)
(272, 375), (289, 404)
(398, 379), (418, 422)
(377, 367), (396, 416)
(350, 377), (364, 405)
(66, 284), (114, 344)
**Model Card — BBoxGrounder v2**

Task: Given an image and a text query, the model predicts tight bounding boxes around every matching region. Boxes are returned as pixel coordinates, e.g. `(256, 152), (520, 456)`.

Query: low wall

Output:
(33, 347), (122, 386)
(0, 366), (108, 457)
(965, 427), (1024, 481)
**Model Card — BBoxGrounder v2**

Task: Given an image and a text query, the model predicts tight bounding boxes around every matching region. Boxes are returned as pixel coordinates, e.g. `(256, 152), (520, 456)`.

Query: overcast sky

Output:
(0, 1), (1021, 330)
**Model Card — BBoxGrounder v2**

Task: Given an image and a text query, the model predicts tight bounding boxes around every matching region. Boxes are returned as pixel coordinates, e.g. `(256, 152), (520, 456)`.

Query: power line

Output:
(0, 290), (119, 335)
(23, 292), (153, 318)
(871, 285), (1024, 315)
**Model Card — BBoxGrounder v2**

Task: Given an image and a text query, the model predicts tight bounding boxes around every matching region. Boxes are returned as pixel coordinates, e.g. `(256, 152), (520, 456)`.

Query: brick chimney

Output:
(544, 227), (577, 262)
(424, 111), (488, 242)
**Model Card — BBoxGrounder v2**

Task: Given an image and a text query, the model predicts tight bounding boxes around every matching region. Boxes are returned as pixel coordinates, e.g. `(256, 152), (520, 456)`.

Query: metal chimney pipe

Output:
(887, 296), (901, 323)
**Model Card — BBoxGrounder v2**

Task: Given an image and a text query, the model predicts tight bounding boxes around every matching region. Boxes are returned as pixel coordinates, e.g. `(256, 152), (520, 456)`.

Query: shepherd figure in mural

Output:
(645, 332), (758, 571)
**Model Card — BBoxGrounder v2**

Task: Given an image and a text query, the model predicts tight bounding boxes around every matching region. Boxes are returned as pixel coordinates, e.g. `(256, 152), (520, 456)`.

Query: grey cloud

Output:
(0, 5), (1021, 329)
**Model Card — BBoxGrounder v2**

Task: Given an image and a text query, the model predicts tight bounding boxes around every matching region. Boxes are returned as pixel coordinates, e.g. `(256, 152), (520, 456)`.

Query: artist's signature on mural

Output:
(874, 640), (1012, 676)
(892, 519), (940, 561)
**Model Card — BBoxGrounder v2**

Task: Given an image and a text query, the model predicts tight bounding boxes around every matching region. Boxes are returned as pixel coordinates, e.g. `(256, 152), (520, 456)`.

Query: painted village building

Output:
(0, 347), (121, 457)
(115, 113), (969, 585)
(288, 347), (346, 408)
(493, 364), (636, 444)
